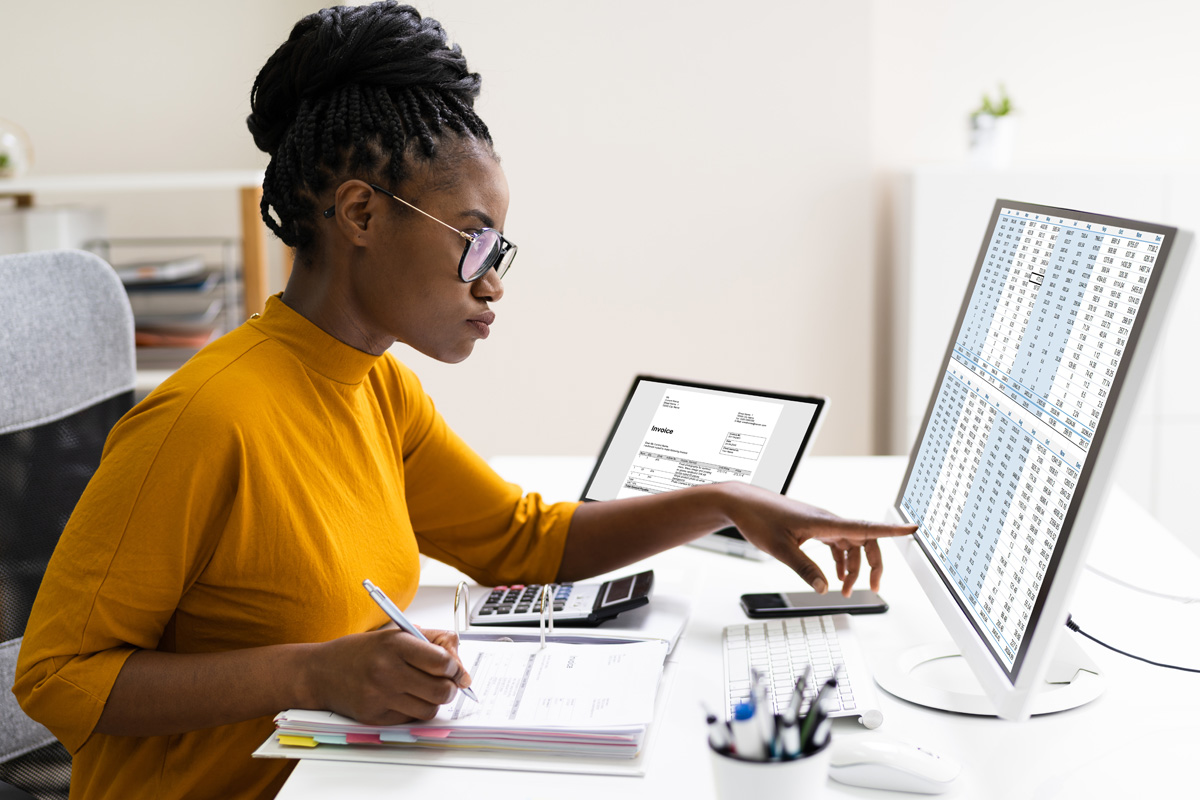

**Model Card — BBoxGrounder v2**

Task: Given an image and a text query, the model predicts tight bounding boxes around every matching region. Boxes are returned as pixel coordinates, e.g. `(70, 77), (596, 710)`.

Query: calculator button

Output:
(478, 608), (494, 615)
(515, 605), (531, 613)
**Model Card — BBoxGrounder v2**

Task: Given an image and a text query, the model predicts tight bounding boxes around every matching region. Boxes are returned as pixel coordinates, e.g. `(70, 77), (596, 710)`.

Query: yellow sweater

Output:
(14, 295), (576, 799)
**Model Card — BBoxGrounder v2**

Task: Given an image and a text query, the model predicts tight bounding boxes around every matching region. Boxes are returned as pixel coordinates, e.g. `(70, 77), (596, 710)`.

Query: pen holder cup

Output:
(709, 740), (832, 800)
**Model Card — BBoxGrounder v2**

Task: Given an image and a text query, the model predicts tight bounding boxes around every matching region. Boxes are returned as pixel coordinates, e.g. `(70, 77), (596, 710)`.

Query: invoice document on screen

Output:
(617, 387), (784, 499)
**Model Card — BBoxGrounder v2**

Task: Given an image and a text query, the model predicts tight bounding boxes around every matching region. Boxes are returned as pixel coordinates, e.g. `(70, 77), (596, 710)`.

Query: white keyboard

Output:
(722, 615), (883, 729)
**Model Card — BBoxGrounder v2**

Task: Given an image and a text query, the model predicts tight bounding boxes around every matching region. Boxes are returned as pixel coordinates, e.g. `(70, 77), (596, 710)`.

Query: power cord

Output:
(1085, 565), (1200, 605)
(1065, 614), (1200, 674)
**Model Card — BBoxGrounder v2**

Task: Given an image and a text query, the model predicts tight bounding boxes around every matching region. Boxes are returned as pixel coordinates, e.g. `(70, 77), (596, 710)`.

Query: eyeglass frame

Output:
(321, 183), (516, 283)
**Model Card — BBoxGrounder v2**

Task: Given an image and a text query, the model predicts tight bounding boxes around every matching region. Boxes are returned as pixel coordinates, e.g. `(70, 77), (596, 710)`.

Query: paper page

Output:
(277, 640), (666, 733)
(445, 640), (665, 727)
(617, 387), (785, 499)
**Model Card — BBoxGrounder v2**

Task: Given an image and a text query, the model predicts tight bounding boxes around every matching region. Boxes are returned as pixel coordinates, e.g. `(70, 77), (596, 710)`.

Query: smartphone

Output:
(739, 590), (888, 618)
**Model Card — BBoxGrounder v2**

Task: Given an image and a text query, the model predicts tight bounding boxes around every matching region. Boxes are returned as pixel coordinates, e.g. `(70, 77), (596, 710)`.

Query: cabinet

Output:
(890, 165), (1200, 551)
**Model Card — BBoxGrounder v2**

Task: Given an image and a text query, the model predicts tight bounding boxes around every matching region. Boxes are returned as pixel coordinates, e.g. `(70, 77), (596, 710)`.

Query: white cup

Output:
(709, 740), (832, 800)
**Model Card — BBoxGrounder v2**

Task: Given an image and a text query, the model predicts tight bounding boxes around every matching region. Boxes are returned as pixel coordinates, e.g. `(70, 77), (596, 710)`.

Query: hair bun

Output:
(248, 1), (481, 155)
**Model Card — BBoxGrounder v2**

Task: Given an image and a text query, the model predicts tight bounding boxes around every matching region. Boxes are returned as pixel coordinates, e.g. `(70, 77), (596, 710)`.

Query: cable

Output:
(1065, 615), (1200, 674)
(1085, 565), (1200, 605)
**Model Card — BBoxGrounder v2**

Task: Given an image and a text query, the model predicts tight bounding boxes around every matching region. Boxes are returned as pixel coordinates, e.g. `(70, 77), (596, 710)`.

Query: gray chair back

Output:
(0, 249), (136, 799)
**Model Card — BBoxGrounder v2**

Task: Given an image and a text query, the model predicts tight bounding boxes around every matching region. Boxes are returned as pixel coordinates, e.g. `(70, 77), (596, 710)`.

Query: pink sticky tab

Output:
(346, 733), (382, 745)
(413, 728), (454, 739)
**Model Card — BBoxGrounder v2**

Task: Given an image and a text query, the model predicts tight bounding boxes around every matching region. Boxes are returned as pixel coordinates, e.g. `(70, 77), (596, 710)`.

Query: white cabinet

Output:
(891, 165), (1199, 551)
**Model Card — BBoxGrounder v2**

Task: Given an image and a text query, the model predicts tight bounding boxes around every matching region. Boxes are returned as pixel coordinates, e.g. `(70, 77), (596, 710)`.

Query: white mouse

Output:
(828, 737), (961, 794)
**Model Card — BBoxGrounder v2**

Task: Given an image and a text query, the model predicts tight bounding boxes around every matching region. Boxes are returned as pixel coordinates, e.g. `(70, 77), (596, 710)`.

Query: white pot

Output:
(0, 120), (34, 179)
(968, 114), (1016, 169)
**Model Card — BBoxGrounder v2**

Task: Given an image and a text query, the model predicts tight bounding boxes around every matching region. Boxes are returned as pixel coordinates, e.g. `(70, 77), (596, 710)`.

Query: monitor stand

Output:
(872, 633), (1103, 716)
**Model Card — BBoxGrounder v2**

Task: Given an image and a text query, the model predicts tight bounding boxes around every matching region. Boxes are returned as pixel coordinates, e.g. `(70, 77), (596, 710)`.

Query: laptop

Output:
(579, 376), (827, 558)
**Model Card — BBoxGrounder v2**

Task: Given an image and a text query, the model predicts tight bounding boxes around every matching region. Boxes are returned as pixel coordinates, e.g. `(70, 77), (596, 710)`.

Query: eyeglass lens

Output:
(460, 230), (514, 282)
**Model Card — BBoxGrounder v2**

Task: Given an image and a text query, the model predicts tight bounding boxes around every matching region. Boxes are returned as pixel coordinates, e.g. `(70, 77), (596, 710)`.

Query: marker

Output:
(362, 579), (479, 703)
(730, 702), (766, 760)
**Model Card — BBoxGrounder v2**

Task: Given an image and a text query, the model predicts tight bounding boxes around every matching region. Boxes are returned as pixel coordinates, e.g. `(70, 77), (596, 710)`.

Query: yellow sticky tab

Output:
(278, 734), (318, 748)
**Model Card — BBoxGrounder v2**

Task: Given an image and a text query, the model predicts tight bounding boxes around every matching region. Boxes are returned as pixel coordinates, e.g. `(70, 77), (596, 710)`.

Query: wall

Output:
(869, 0), (1200, 170)
(2, 0), (877, 461)
(398, 0), (876, 459)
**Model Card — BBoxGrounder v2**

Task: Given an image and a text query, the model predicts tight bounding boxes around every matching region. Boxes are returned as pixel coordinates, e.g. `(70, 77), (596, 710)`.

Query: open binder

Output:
(253, 583), (685, 776)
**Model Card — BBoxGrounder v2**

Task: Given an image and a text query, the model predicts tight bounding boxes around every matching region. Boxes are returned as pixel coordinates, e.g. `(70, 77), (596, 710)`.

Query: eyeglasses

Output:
(323, 184), (517, 283)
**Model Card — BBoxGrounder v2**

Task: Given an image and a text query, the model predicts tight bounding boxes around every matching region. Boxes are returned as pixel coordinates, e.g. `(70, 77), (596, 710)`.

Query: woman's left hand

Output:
(721, 482), (917, 596)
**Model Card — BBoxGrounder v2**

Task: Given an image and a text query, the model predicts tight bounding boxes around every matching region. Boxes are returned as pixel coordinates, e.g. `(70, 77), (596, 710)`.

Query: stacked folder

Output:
(270, 639), (668, 760)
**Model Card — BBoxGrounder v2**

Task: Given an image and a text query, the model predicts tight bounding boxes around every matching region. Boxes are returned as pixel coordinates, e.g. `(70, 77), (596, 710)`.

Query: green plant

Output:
(971, 85), (1012, 119)
(0, 153), (8, 170)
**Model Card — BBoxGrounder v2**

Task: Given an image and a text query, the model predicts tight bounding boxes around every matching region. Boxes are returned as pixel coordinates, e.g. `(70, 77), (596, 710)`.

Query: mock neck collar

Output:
(250, 294), (382, 385)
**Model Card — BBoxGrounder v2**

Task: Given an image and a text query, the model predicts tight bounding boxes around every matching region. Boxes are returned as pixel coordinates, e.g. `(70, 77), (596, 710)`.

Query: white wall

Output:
(401, 1), (876, 459)
(869, 0), (1200, 169)
(2, 0), (878, 461)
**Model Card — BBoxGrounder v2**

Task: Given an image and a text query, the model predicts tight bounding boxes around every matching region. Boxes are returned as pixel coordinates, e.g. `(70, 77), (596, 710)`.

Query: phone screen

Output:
(740, 590), (887, 618)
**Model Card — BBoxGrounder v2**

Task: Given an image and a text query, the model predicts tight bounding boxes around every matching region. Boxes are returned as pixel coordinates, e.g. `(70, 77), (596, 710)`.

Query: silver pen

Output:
(362, 579), (479, 703)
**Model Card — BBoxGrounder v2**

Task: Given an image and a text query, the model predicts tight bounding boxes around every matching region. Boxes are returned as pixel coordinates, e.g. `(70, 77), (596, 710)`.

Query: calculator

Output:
(469, 570), (654, 627)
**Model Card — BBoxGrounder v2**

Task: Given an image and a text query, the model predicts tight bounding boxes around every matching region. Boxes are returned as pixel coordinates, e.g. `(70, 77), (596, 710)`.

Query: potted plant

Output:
(0, 119), (33, 179)
(968, 85), (1015, 168)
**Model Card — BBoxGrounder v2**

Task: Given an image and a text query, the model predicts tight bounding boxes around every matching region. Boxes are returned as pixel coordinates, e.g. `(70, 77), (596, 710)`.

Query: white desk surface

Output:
(277, 456), (1199, 800)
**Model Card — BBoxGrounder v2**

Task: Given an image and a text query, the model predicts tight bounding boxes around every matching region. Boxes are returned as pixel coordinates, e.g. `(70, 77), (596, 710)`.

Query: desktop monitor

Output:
(883, 199), (1192, 721)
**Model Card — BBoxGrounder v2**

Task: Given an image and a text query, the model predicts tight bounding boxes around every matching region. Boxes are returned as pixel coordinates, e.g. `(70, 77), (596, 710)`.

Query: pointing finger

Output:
(771, 542), (829, 594)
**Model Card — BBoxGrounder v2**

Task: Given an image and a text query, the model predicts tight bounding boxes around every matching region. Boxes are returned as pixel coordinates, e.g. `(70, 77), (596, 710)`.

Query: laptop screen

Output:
(580, 377), (825, 512)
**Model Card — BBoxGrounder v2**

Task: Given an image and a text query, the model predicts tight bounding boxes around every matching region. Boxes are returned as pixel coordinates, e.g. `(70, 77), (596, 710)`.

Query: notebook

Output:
(255, 636), (674, 776)
(580, 376), (827, 558)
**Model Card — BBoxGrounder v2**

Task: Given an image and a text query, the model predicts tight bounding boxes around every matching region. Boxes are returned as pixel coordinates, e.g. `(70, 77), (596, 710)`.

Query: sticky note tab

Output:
(314, 734), (348, 745)
(278, 735), (318, 748)
(346, 733), (382, 745)
(412, 728), (453, 739)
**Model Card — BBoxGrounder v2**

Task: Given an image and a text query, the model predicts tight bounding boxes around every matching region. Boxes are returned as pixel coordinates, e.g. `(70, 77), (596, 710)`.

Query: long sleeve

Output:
(382, 356), (579, 587)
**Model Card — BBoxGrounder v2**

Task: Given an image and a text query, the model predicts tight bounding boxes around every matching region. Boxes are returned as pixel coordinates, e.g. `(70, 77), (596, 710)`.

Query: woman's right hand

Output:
(306, 627), (471, 726)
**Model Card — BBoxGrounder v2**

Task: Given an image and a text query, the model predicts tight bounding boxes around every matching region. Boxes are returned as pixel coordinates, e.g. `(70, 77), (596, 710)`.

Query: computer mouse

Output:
(828, 736), (961, 794)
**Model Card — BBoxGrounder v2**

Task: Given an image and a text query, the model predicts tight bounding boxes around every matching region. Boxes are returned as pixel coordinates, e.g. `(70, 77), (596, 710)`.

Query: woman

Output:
(14, 4), (913, 798)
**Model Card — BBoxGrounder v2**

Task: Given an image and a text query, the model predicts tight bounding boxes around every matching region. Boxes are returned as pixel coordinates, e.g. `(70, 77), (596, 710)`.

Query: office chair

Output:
(0, 250), (136, 800)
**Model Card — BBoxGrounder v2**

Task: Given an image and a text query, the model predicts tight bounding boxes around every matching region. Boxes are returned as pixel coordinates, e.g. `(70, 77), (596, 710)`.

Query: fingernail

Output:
(814, 579), (828, 594)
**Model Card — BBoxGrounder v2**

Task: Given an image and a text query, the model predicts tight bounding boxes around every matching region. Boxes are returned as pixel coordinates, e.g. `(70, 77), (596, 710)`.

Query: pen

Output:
(799, 672), (838, 754)
(703, 704), (732, 754)
(779, 712), (801, 758)
(750, 668), (776, 757)
(362, 579), (479, 703)
(786, 664), (812, 723)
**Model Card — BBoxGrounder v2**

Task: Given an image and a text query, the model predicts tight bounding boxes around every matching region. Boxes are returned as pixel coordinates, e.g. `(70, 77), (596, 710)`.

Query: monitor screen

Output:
(895, 200), (1181, 683)
(581, 376), (824, 505)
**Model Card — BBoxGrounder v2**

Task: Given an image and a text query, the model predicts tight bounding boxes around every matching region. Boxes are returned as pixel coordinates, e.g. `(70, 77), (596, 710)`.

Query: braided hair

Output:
(247, 2), (492, 250)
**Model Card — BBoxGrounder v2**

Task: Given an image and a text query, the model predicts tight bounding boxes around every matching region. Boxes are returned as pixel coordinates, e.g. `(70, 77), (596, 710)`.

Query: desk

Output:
(277, 456), (1199, 800)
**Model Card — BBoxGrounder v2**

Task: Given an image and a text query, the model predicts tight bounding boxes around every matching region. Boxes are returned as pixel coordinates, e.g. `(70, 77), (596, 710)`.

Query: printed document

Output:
(617, 387), (784, 499)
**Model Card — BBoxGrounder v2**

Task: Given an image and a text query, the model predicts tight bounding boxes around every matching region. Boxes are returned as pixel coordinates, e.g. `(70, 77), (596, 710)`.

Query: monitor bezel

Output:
(888, 199), (1190, 720)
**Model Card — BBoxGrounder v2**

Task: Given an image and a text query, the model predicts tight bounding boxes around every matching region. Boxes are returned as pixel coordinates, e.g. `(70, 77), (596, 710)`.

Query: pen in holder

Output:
(538, 584), (556, 649)
(453, 581), (470, 635)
